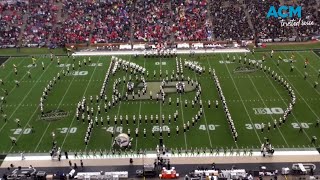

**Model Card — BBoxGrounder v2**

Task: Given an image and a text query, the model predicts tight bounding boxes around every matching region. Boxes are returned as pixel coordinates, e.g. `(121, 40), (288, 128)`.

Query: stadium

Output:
(0, 0), (319, 179)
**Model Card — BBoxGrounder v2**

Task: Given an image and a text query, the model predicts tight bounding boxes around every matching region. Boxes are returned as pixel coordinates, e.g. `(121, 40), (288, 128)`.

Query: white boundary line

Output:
(2, 150), (319, 162)
(60, 56), (102, 149)
(217, 54), (262, 144)
(73, 49), (250, 56)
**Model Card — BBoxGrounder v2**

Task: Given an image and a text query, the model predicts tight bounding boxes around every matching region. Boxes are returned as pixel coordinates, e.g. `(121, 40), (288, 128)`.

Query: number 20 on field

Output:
(245, 123), (312, 130)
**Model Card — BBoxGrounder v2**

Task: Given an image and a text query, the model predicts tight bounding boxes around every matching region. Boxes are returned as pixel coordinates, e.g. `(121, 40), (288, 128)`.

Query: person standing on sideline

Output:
(80, 160), (84, 169)
(21, 152), (25, 160)
(65, 151), (69, 159)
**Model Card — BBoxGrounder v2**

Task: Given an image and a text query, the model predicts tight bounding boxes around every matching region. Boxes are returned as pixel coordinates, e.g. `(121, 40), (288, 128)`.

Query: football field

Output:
(0, 49), (320, 154)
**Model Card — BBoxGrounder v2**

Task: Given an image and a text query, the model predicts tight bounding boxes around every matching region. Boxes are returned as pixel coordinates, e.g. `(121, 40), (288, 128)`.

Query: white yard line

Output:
(217, 54), (262, 144)
(159, 58), (162, 128)
(297, 52), (320, 75)
(1, 57), (24, 80)
(190, 62), (213, 148)
(205, 59), (238, 149)
(176, 59), (188, 150)
(311, 51), (320, 62)
(251, 54), (314, 145)
(134, 57), (146, 151)
(278, 52), (320, 120)
(3, 57), (35, 101)
(7, 59), (58, 152)
(7, 65), (31, 95)
(0, 57), (52, 134)
(33, 58), (78, 152)
(247, 75), (290, 147)
(283, 53), (320, 97)
(179, 94), (188, 150)
(60, 56), (102, 149)
(108, 56), (132, 151)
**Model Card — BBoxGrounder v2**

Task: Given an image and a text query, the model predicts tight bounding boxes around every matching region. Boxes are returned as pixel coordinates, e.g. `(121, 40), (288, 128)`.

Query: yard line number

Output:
(70, 71), (88, 76)
(199, 124), (219, 131)
(253, 107), (284, 115)
(11, 128), (32, 135)
(155, 62), (166, 65)
(245, 123), (311, 130)
(11, 127), (77, 135)
(104, 125), (219, 133)
(106, 126), (170, 133)
(57, 127), (77, 134)
(57, 63), (103, 67)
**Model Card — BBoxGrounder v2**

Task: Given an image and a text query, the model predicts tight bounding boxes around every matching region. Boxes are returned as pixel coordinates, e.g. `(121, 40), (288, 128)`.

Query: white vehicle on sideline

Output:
(292, 163), (316, 174)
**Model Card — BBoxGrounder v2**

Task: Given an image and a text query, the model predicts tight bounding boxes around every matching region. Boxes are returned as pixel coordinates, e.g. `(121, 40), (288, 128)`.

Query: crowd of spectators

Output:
(246, 0), (296, 39)
(172, 0), (210, 41)
(294, 0), (320, 37)
(132, 0), (171, 43)
(0, 1), (27, 47)
(22, 0), (57, 47)
(49, 0), (95, 46)
(0, 0), (319, 47)
(211, 0), (253, 41)
(91, 0), (132, 44)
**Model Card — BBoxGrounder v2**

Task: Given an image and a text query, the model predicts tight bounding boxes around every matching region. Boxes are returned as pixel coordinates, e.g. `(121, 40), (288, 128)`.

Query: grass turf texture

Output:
(0, 50), (320, 154)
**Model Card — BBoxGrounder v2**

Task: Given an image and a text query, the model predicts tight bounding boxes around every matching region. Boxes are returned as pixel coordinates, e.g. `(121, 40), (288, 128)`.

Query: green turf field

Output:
(0, 49), (320, 154)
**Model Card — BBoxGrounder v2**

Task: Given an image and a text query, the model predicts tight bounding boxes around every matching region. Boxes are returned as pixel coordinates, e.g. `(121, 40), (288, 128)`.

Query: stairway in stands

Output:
(17, 6), (29, 47)
(46, 0), (64, 46)
(239, 0), (256, 37)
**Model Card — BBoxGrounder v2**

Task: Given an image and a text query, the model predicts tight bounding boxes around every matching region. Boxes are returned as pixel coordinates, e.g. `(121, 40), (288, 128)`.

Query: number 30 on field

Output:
(58, 127), (77, 133)
(245, 123), (311, 129)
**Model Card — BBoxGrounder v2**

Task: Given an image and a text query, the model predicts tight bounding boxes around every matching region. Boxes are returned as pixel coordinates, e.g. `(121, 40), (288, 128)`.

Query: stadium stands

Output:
(246, 0), (296, 39)
(171, 0), (210, 41)
(133, 0), (171, 42)
(0, 0), (27, 47)
(52, 0), (94, 45)
(92, 0), (132, 43)
(0, 0), (319, 47)
(294, 0), (320, 37)
(210, 0), (252, 41)
(22, 0), (57, 47)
